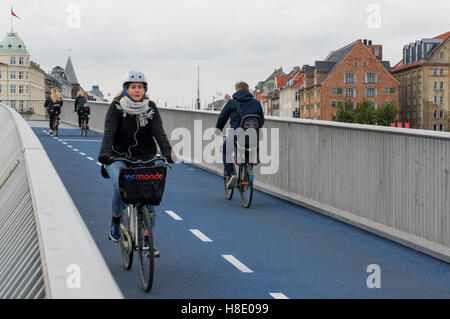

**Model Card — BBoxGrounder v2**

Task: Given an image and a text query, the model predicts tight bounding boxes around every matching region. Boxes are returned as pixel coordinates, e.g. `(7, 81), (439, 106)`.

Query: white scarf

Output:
(117, 95), (155, 127)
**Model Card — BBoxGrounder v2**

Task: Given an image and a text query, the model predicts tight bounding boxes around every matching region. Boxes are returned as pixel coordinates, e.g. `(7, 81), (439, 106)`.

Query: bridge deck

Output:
(29, 122), (450, 299)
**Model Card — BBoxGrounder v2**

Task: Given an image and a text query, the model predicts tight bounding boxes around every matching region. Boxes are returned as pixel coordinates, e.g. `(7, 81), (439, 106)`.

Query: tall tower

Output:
(196, 66), (201, 110)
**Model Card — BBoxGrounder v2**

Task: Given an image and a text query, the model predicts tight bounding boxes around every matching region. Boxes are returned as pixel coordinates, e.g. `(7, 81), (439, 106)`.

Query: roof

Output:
(65, 56), (79, 85)
(434, 31), (450, 40)
(291, 73), (305, 88)
(380, 61), (391, 72)
(315, 61), (336, 73)
(276, 76), (290, 89)
(0, 32), (28, 54)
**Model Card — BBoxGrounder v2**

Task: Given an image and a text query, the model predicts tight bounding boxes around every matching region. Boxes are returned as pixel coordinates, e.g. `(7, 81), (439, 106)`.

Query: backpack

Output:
(80, 103), (90, 115)
(234, 101), (262, 130)
(51, 101), (62, 115)
(234, 101), (261, 164)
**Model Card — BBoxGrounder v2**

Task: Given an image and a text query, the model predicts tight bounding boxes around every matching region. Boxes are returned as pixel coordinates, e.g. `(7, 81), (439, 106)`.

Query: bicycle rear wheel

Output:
(53, 123), (59, 137)
(239, 164), (253, 208)
(138, 207), (154, 292)
(120, 205), (134, 270)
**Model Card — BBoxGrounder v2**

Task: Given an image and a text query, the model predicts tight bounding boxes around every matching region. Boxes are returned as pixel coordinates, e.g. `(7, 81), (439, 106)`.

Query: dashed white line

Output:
(73, 148), (79, 152)
(86, 157), (95, 161)
(96, 162), (102, 166)
(189, 229), (213, 242)
(79, 152), (86, 156)
(270, 293), (289, 299)
(165, 210), (183, 221)
(67, 145), (73, 148)
(62, 142), (67, 145)
(222, 255), (253, 273)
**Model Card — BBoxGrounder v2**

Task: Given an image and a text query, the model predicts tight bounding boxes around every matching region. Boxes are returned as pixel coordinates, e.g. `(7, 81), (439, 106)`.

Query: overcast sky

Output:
(1, 0), (449, 107)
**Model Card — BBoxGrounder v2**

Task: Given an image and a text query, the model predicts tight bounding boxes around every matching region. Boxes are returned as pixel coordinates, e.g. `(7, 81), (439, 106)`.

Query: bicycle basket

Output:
(118, 164), (167, 206)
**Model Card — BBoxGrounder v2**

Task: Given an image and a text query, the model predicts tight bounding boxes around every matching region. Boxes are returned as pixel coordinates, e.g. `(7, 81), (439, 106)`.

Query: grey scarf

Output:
(117, 95), (155, 127)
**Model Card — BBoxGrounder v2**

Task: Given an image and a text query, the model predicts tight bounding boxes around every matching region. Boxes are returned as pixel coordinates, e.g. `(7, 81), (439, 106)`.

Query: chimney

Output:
(368, 40), (372, 45)
(363, 39), (368, 45)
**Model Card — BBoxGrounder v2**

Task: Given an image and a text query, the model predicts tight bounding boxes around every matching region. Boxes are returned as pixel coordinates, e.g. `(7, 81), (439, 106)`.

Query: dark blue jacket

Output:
(215, 90), (265, 130)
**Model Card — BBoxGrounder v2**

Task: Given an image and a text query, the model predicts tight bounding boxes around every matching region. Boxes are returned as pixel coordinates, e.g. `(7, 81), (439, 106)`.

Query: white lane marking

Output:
(270, 293), (289, 299)
(41, 130), (47, 133)
(165, 210), (183, 221)
(67, 145), (73, 148)
(188, 168), (195, 171)
(60, 139), (102, 142)
(62, 142), (68, 145)
(86, 157), (95, 161)
(96, 162), (102, 166)
(73, 148), (79, 152)
(222, 255), (253, 273)
(189, 229), (213, 242)
(79, 152), (86, 156)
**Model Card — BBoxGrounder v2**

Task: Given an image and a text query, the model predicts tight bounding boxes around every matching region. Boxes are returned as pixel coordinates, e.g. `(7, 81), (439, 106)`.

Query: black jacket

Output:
(99, 100), (172, 161)
(75, 96), (87, 112)
(44, 97), (63, 114)
(216, 90), (265, 130)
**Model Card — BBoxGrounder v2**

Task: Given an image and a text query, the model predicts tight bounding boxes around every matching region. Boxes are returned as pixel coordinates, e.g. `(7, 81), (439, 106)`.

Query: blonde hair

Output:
(235, 81), (249, 92)
(77, 90), (84, 97)
(51, 88), (61, 103)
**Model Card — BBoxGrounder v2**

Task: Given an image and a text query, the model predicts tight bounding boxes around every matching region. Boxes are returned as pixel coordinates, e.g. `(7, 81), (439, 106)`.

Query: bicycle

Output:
(223, 133), (258, 209)
(80, 115), (89, 137)
(109, 155), (170, 292)
(51, 114), (60, 137)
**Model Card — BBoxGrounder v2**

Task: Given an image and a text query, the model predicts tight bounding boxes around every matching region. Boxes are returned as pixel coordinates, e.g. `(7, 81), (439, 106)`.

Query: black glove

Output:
(164, 153), (176, 164)
(98, 153), (111, 165)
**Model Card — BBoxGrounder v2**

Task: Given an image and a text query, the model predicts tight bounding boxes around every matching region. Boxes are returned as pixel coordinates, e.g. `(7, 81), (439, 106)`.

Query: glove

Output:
(164, 153), (176, 164)
(98, 153), (111, 165)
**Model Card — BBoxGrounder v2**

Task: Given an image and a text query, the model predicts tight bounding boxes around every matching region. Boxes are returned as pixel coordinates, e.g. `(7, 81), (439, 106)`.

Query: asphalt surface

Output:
(29, 122), (450, 299)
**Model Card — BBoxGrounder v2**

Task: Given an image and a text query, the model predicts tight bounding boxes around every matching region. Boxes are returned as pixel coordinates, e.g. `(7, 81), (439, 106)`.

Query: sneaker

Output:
(49, 130), (53, 136)
(226, 175), (237, 189)
(108, 220), (121, 242)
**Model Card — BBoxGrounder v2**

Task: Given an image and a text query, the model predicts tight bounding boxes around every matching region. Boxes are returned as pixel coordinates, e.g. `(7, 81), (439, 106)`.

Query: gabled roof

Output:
(291, 73), (304, 88)
(315, 61), (336, 73)
(65, 56), (79, 85)
(434, 31), (450, 40)
(276, 76), (290, 89)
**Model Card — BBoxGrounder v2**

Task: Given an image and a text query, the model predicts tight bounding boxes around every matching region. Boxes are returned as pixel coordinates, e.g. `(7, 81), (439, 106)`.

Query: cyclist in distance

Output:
(98, 71), (175, 254)
(215, 81), (265, 189)
(74, 90), (88, 128)
(44, 88), (63, 136)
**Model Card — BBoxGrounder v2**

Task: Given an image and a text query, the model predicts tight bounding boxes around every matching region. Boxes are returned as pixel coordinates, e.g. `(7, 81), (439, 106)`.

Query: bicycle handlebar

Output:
(110, 155), (172, 170)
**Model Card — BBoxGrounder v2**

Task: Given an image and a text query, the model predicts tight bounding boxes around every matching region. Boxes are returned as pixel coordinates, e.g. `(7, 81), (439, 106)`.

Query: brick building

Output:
(391, 31), (449, 131)
(297, 39), (399, 121)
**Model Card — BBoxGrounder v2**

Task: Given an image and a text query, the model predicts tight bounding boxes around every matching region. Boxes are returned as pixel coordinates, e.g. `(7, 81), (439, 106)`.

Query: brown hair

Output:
(235, 81), (249, 92)
(114, 82), (149, 101)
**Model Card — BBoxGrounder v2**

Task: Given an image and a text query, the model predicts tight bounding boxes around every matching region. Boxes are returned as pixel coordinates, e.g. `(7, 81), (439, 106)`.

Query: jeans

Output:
(105, 161), (156, 229)
(222, 134), (236, 177)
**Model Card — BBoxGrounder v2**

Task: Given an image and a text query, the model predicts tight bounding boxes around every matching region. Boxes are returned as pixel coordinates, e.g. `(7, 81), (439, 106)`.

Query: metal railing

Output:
(0, 103), (123, 299)
(59, 100), (450, 263)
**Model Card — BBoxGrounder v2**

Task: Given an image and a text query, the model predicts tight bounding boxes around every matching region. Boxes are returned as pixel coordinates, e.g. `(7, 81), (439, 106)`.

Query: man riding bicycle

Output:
(215, 81), (265, 189)
(98, 71), (175, 257)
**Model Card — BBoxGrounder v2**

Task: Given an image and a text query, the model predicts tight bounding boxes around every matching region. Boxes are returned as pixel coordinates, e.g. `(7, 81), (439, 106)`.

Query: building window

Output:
(10, 71), (16, 80)
(439, 52), (444, 59)
(363, 62), (367, 67)
(390, 88), (395, 93)
(434, 69), (438, 75)
(433, 110), (438, 118)
(384, 88), (389, 94)
(18, 100), (24, 109)
(345, 88), (355, 98)
(433, 82), (438, 90)
(366, 73), (377, 84)
(332, 101), (337, 107)
(10, 100), (16, 108)
(19, 85), (24, 94)
(433, 96), (438, 104)
(366, 87), (377, 97)
(0, 71), (2, 79)
(26, 85), (29, 94)
(295, 91), (299, 101)
(433, 124), (438, 131)
(439, 110), (445, 118)
(26, 72), (28, 80)
(337, 88), (343, 94)
(19, 71), (24, 80)
(440, 96), (444, 105)
(370, 102), (377, 109)
(0, 84), (2, 93)
(10, 57), (16, 65)
(440, 69), (444, 75)
(332, 88), (336, 94)
(19, 57), (24, 65)
(440, 82), (444, 90)
(345, 73), (355, 84)
(354, 62), (358, 67)
(10, 85), (16, 94)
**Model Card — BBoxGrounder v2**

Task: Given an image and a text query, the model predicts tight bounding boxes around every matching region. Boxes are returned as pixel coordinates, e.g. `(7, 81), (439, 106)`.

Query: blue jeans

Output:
(105, 161), (156, 228)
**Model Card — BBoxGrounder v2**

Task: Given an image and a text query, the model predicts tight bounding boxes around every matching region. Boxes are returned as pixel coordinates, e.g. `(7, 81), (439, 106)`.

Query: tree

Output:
(353, 100), (377, 125)
(336, 100), (355, 123)
(376, 101), (399, 126)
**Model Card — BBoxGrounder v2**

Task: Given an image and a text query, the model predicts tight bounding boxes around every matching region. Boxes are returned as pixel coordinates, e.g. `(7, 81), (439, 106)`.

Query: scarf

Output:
(117, 95), (155, 127)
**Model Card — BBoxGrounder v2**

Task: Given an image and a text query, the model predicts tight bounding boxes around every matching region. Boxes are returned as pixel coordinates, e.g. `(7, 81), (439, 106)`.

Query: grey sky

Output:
(1, 0), (449, 107)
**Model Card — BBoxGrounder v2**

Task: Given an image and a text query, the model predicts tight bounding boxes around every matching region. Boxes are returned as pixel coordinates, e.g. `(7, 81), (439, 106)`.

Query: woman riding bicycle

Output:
(44, 88), (63, 136)
(98, 71), (174, 256)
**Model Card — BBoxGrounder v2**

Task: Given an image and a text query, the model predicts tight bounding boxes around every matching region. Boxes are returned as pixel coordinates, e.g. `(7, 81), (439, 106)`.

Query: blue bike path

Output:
(30, 123), (450, 299)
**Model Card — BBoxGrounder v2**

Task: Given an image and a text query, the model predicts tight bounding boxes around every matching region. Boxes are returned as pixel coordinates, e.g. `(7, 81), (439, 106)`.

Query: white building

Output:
(0, 32), (45, 115)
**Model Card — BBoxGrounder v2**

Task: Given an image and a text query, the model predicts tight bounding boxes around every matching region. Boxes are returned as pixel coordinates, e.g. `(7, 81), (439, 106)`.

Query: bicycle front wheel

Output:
(120, 205), (134, 270)
(138, 207), (154, 292)
(239, 164), (253, 208)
